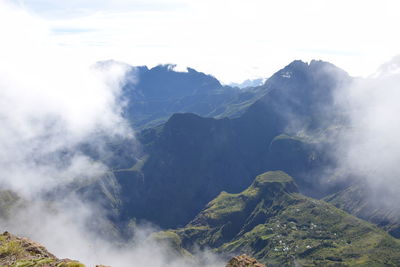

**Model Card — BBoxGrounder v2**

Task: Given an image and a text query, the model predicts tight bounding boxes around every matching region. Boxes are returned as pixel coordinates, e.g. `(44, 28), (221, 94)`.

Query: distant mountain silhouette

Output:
(121, 64), (263, 129)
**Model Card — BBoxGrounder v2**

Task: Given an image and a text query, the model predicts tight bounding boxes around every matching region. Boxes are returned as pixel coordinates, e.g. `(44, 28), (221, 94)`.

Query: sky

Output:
(8, 0), (400, 83)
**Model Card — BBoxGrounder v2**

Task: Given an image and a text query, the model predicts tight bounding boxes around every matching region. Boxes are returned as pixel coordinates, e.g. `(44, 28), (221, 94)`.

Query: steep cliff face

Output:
(123, 113), (253, 228)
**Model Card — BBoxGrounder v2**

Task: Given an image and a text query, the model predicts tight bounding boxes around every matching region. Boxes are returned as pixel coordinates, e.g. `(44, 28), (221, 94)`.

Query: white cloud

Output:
(1, 195), (224, 267)
(0, 3), (224, 266)
(334, 55), (400, 199)
(0, 0), (132, 201)
(9, 0), (400, 83)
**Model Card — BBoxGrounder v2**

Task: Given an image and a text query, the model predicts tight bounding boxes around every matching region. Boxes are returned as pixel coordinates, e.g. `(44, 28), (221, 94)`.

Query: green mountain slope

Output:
(168, 171), (400, 266)
(325, 182), (400, 238)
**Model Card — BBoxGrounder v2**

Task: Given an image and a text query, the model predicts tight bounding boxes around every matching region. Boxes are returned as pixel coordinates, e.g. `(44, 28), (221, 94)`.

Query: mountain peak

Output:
(282, 59), (346, 74)
(285, 59), (309, 69)
(248, 171), (299, 196)
(253, 171), (294, 185)
(187, 171), (298, 229)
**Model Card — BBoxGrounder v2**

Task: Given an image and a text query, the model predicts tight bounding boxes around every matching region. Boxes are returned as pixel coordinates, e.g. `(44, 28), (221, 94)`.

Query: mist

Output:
(0, 1), (131, 195)
(0, 1), (224, 266)
(1, 199), (224, 267)
(333, 55), (400, 205)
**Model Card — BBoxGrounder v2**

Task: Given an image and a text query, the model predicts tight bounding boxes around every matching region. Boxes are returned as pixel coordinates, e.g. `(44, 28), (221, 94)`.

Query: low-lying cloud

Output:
(334, 55), (400, 199)
(0, 1), (224, 266)
(0, 0), (132, 195)
(1, 197), (224, 267)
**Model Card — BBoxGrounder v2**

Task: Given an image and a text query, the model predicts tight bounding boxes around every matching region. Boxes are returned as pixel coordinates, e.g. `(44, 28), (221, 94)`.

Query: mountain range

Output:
(2, 59), (400, 266)
(93, 60), (352, 229)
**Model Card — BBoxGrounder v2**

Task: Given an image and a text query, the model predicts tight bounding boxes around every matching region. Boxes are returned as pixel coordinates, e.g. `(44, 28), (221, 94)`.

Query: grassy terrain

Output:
(169, 171), (400, 266)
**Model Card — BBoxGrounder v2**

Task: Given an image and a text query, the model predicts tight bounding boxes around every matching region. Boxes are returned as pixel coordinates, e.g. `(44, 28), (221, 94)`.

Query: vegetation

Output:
(0, 232), (85, 267)
(56, 262), (85, 267)
(325, 182), (400, 238)
(171, 171), (400, 266)
(0, 240), (24, 258)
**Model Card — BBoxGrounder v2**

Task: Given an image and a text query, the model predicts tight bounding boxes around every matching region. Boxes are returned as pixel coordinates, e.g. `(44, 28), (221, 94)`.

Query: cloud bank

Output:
(0, 0), (132, 195)
(0, 2), (224, 266)
(334, 55), (400, 201)
(13, 0), (400, 83)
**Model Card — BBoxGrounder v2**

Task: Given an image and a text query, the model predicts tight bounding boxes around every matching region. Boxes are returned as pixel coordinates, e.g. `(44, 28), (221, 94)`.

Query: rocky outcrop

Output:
(227, 255), (266, 267)
(0, 231), (85, 267)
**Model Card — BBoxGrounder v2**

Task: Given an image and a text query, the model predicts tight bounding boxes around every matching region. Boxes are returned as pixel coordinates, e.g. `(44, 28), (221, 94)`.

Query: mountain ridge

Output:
(166, 171), (400, 266)
(101, 59), (350, 229)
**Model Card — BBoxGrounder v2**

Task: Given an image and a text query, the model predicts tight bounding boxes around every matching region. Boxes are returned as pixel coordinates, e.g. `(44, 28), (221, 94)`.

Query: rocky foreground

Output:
(0, 231), (86, 267)
(226, 255), (266, 267)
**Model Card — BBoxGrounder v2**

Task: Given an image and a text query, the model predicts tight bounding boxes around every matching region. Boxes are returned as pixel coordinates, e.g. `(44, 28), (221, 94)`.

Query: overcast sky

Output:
(7, 0), (400, 83)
